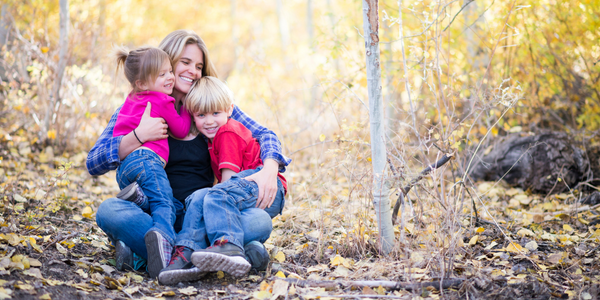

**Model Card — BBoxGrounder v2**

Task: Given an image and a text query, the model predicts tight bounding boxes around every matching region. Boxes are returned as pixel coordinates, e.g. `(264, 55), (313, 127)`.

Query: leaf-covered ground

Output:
(2, 138), (600, 300)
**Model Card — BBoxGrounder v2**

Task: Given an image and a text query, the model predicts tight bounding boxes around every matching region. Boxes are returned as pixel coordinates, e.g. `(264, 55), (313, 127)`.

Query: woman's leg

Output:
(241, 208), (272, 244)
(96, 197), (153, 260)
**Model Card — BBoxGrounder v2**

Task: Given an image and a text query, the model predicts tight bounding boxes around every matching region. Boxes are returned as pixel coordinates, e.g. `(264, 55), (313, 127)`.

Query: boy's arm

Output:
(220, 168), (237, 182)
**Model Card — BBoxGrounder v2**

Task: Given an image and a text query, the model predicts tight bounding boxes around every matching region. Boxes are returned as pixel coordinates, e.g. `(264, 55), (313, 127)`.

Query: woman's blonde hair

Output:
(159, 30), (218, 78)
(114, 46), (170, 94)
(185, 76), (234, 135)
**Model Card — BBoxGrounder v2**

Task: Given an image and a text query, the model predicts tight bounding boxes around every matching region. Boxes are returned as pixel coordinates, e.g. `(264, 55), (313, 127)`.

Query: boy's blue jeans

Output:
(203, 167), (286, 250)
(116, 149), (176, 245)
(175, 188), (274, 250)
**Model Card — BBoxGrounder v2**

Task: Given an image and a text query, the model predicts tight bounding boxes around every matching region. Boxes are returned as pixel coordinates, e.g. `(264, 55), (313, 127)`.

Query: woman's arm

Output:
(86, 103), (168, 176)
(230, 105), (291, 208)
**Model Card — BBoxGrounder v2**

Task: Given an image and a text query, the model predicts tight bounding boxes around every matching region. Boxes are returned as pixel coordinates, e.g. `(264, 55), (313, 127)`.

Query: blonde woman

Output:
(87, 30), (290, 279)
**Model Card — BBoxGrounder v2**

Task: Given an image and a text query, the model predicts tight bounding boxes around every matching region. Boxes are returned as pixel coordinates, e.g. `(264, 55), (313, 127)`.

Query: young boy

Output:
(157, 76), (286, 283)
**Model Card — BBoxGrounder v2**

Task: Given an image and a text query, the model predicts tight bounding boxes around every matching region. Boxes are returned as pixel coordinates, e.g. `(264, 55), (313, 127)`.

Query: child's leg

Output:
(117, 150), (176, 278)
(117, 150), (176, 243)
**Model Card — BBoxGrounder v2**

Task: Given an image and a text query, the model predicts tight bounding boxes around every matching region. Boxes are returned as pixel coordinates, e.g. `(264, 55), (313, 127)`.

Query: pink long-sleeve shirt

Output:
(113, 91), (191, 164)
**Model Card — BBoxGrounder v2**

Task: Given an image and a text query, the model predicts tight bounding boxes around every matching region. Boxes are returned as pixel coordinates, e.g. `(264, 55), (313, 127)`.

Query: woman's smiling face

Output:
(171, 44), (204, 100)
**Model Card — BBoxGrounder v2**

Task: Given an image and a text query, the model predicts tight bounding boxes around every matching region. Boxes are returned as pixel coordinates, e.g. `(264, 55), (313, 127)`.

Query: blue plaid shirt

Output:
(86, 105), (291, 176)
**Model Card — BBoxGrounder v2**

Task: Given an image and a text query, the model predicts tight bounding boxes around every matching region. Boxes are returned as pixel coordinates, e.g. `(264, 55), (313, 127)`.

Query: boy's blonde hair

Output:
(185, 76), (234, 135)
(159, 30), (218, 78)
(114, 46), (170, 94)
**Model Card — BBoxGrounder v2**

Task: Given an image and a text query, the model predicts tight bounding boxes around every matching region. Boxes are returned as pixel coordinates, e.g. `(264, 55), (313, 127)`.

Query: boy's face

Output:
(194, 104), (234, 141)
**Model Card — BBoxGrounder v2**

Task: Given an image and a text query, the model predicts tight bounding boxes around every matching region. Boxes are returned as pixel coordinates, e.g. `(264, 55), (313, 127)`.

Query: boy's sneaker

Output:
(115, 240), (133, 271)
(244, 241), (270, 271)
(158, 246), (206, 285)
(144, 230), (173, 278)
(191, 239), (251, 277)
(117, 182), (146, 206)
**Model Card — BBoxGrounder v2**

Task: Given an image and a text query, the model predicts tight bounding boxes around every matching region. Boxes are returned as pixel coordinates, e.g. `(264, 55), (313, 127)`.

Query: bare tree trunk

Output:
(44, 0), (69, 142)
(362, 0), (393, 255)
(326, 0), (340, 73)
(275, 0), (289, 51)
(383, 19), (394, 139)
(307, 0), (319, 105)
(0, 4), (11, 84)
(307, 0), (314, 47)
(463, 0), (486, 87)
(0, 4), (9, 46)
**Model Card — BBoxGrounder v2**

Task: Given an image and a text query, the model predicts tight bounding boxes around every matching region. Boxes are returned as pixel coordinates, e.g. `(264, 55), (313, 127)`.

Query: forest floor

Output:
(2, 140), (600, 300)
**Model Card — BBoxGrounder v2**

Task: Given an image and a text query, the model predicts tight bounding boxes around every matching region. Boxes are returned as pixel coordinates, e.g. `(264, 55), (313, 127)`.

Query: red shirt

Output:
(208, 120), (287, 192)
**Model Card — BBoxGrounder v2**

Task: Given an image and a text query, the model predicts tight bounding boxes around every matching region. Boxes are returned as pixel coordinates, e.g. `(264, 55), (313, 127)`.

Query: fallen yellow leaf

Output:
(275, 271), (286, 278)
(274, 251), (285, 263)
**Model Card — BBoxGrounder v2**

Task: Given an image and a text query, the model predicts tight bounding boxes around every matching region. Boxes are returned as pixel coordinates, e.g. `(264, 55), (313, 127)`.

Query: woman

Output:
(87, 30), (290, 280)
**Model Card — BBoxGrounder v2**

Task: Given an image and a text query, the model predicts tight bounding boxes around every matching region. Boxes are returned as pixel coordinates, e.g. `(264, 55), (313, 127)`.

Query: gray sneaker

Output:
(144, 230), (172, 278)
(244, 241), (270, 271)
(117, 182), (146, 207)
(191, 239), (251, 277)
(158, 246), (206, 285)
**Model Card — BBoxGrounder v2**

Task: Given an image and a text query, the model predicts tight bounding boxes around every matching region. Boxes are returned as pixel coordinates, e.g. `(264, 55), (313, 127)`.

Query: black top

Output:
(165, 135), (214, 206)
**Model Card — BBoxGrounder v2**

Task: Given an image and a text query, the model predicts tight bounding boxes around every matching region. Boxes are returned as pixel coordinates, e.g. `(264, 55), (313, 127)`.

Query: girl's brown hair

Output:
(158, 30), (218, 78)
(114, 46), (170, 94)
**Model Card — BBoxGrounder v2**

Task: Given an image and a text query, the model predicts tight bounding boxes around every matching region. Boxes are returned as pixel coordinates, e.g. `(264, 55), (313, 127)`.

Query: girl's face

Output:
(171, 44), (204, 100)
(139, 60), (174, 94)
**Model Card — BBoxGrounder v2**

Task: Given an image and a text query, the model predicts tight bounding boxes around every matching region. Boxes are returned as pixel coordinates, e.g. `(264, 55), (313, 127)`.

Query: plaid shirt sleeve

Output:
(230, 105), (292, 173)
(86, 106), (123, 176)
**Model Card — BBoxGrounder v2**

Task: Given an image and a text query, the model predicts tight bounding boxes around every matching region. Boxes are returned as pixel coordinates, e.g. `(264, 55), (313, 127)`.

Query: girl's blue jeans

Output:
(202, 167), (286, 250)
(116, 149), (176, 245)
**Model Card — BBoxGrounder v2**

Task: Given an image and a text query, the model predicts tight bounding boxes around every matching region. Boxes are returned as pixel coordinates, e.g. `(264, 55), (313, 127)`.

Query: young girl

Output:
(112, 46), (191, 278)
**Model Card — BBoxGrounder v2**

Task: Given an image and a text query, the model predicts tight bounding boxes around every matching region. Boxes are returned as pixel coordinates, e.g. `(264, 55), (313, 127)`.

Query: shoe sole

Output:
(158, 267), (206, 285)
(145, 231), (168, 278)
(191, 252), (251, 278)
(117, 182), (138, 201)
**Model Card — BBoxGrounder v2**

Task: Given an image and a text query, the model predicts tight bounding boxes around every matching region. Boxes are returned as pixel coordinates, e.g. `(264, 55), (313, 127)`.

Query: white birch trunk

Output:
(362, 0), (394, 255)
(44, 0), (69, 141)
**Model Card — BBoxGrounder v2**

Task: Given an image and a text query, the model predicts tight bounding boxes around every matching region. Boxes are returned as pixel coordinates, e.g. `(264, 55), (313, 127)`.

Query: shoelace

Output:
(209, 238), (230, 248)
(169, 246), (188, 265)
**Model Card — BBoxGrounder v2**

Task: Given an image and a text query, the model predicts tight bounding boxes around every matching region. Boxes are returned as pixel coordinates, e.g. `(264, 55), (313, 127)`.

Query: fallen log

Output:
(272, 277), (464, 291)
(468, 132), (590, 194)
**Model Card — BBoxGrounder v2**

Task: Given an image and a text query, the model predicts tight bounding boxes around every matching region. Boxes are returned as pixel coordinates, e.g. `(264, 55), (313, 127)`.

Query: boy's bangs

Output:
(185, 76), (233, 114)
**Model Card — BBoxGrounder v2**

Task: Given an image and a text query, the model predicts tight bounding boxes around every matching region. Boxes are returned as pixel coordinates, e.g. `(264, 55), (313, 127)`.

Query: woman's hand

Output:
(244, 159), (279, 209)
(118, 102), (168, 160)
(136, 102), (168, 142)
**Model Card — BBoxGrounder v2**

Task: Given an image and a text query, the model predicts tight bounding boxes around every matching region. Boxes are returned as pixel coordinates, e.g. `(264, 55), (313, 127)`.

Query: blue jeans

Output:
(96, 197), (273, 260)
(204, 168), (286, 249)
(175, 188), (273, 250)
(116, 149), (176, 245)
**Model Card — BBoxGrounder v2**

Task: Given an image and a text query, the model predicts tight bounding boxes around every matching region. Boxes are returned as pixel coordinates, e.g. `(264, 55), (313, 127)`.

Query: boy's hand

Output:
(137, 102), (168, 142)
(245, 159), (279, 209)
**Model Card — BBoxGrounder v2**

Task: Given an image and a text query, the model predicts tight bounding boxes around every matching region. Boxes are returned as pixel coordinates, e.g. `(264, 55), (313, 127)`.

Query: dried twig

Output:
(392, 154), (454, 224)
